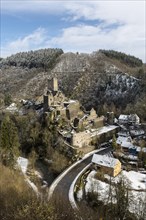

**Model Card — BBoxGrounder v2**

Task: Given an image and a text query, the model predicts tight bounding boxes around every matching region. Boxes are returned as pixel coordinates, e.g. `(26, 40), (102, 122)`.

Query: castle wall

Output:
(91, 126), (118, 144)
(56, 106), (67, 118)
(87, 108), (97, 121)
(94, 116), (105, 128)
(54, 91), (65, 105)
(72, 131), (91, 148)
(67, 101), (81, 120)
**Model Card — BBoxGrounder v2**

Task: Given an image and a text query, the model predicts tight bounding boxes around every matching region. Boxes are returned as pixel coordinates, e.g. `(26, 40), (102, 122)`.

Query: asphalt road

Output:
(49, 147), (112, 217)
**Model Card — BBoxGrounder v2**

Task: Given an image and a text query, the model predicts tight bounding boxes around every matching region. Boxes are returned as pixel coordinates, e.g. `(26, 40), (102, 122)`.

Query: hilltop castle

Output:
(42, 78), (116, 149)
(43, 77), (84, 120)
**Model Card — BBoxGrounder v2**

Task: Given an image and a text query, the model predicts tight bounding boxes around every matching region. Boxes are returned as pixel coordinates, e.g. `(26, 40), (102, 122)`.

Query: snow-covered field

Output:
(85, 170), (146, 192)
(104, 170), (146, 190)
(122, 170), (146, 190)
(82, 170), (146, 216)
(85, 171), (110, 202)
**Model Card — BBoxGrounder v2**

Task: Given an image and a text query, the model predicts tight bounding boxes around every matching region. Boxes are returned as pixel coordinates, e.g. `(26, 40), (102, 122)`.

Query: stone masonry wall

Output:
(72, 130), (91, 148)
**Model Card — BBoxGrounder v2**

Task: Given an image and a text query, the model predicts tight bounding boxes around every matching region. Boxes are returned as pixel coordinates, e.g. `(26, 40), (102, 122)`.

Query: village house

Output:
(118, 114), (140, 125)
(91, 154), (121, 177)
(116, 134), (140, 154)
(117, 130), (130, 137)
(116, 135), (132, 147)
(129, 128), (145, 137)
(116, 117), (145, 158)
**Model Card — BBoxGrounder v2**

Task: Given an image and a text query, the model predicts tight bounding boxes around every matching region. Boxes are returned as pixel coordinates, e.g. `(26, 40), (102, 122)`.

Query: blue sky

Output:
(1, 0), (146, 62)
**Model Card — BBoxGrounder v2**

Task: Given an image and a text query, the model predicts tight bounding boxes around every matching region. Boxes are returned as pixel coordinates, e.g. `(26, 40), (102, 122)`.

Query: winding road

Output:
(48, 147), (112, 217)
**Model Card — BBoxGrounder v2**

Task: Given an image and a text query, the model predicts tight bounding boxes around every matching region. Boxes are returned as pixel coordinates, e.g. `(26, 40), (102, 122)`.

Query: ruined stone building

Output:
(43, 77), (113, 149)
(43, 77), (65, 111)
(72, 108), (105, 131)
(71, 125), (117, 148)
(43, 78), (87, 121)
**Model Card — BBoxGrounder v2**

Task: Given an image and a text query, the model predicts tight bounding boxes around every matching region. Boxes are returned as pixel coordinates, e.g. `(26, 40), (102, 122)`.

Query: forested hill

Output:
(0, 48), (63, 69)
(99, 50), (143, 67)
(0, 49), (146, 120)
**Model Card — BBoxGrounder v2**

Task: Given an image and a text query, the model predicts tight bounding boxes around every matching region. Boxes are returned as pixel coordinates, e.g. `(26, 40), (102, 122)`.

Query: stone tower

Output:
(43, 95), (48, 112)
(48, 77), (58, 92)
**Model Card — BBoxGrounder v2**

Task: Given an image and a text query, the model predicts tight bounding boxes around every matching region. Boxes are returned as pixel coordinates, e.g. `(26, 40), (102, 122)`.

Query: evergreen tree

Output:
(4, 93), (12, 106)
(112, 134), (117, 150)
(0, 115), (20, 166)
(99, 49), (143, 67)
(28, 148), (38, 170)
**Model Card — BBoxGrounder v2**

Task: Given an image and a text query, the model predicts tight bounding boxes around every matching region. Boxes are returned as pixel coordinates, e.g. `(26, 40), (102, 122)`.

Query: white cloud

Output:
(1, 1), (145, 61)
(1, 22), (145, 61)
(1, 28), (47, 57)
(65, 1), (145, 25)
(48, 21), (145, 61)
(2, 0), (145, 26)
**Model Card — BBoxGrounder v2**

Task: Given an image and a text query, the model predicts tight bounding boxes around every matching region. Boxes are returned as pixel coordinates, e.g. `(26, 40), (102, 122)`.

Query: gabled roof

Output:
(118, 114), (140, 123)
(119, 115), (129, 120)
(116, 136), (132, 145)
(117, 131), (130, 137)
(130, 129), (145, 136)
(92, 154), (119, 168)
(121, 141), (133, 149)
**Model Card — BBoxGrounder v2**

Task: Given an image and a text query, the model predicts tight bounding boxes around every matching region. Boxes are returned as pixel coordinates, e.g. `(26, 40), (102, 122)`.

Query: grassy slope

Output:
(0, 164), (56, 220)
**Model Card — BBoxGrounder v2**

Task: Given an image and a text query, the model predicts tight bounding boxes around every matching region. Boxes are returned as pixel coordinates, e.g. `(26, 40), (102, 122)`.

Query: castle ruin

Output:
(43, 77), (65, 111)
(42, 77), (116, 149)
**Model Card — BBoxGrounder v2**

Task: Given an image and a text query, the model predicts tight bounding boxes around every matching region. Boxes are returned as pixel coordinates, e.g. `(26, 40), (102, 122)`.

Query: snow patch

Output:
(76, 189), (83, 201)
(6, 103), (18, 112)
(17, 157), (28, 174)
(17, 157), (39, 195)
(122, 171), (146, 190)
